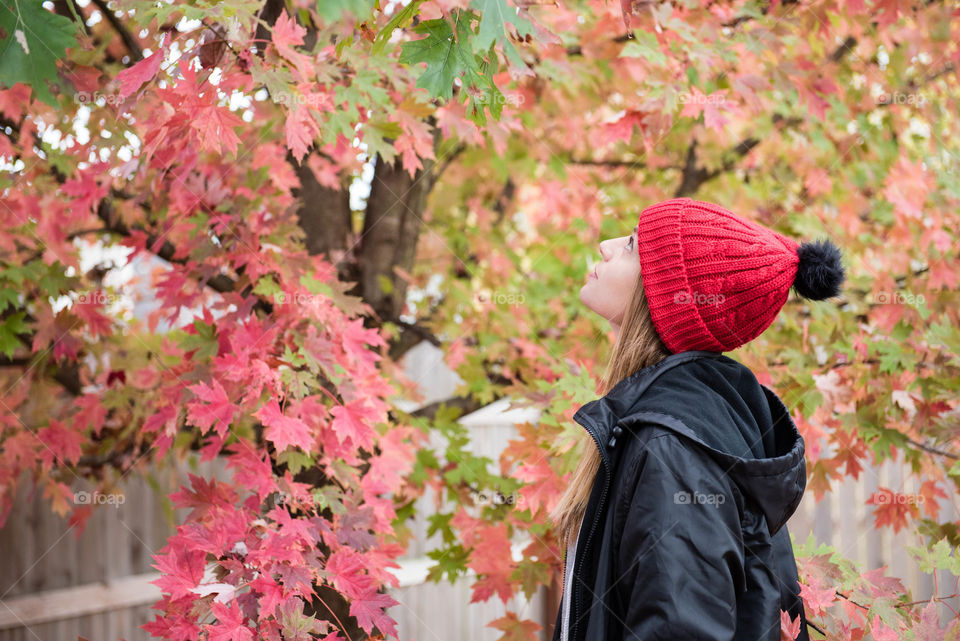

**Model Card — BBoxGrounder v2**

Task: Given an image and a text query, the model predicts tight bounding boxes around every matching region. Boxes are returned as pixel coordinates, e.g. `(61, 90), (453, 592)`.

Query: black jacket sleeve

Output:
(613, 432), (747, 641)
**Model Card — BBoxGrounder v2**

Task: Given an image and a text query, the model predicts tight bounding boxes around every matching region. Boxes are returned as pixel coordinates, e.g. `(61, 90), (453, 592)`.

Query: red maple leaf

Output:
(806, 458), (841, 502)
(151, 546), (206, 600)
(912, 599), (947, 641)
(191, 103), (244, 156)
(466, 522), (516, 604)
(860, 567), (906, 599)
(186, 379), (236, 437)
(0, 85), (31, 120)
(71, 296), (114, 339)
(250, 575), (285, 618)
(114, 36), (166, 101)
(780, 609), (802, 640)
(255, 399), (315, 453)
(927, 258), (959, 290)
(285, 102), (322, 162)
(206, 600), (253, 641)
(224, 441), (278, 500)
(599, 110), (647, 147)
(36, 419), (83, 467)
(271, 10), (314, 83)
(349, 589), (399, 637)
(330, 399), (377, 450)
(798, 576), (836, 618)
(830, 427), (868, 480)
(143, 404), (178, 437)
(169, 473), (238, 520)
(272, 10), (305, 48)
(918, 479), (948, 520)
(883, 157), (932, 221)
(341, 317), (387, 373)
(866, 487), (920, 533)
(360, 426), (415, 495)
(873, 0), (909, 28)
(60, 164), (110, 215)
(141, 595), (203, 640)
(680, 88), (732, 132)
(325, 548), (373, 600)
(74, 393), (108, 436)
(869, 614), (900, 641)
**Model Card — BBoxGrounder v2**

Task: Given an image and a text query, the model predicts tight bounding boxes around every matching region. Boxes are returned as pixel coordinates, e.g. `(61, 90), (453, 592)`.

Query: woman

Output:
(550, 198), (845, 641)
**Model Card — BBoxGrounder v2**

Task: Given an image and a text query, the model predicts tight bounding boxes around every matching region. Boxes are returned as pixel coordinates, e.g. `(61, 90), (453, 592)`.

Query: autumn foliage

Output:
(1, 0), (960, 639)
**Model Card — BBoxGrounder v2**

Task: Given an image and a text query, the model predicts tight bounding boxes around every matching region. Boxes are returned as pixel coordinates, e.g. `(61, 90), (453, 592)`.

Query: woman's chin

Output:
(579, 285), (595, 310)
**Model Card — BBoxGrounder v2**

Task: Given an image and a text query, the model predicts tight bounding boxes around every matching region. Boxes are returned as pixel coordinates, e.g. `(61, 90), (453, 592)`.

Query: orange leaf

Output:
(488, 612), (542, 641)
(866, 488), (921, 533)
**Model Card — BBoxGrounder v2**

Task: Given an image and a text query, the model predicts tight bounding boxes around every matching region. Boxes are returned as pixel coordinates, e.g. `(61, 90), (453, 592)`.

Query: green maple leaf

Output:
(510, 559), (552, 600)
(470, 0), (534, 69)
(0, 311), (29, 358)
(0, 284), (18, 313)
(362, 115), (402, 165)
(371, 0), (426, 55)
(0, 0), (79, 106)
(398, 10), (481, 101)
(180, 318), (219, 361)
(910, 538), (960, 574)
(619, 30), (667, 66)
(426, 543), (469, 584)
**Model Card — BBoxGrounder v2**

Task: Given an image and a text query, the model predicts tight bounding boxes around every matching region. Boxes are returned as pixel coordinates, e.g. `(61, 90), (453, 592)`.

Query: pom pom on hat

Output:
(793, 238), (845, 300)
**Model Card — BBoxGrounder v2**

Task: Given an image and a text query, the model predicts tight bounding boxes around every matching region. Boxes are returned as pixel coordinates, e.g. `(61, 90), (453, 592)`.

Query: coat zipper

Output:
(569, 417), (619, 641)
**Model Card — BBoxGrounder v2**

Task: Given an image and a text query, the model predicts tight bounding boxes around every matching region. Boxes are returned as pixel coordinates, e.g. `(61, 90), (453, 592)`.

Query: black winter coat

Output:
(553, 350), (811, 641)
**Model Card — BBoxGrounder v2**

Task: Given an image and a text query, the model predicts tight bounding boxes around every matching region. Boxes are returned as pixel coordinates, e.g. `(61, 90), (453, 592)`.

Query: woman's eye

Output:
(626, 236), (634, 251)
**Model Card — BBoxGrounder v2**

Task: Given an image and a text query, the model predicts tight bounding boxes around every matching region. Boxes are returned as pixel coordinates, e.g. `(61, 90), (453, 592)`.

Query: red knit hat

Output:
(636, 198), (845, 354)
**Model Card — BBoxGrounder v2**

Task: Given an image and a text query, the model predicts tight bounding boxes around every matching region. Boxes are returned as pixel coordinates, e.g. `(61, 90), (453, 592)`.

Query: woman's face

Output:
(580, 225), (641, 326)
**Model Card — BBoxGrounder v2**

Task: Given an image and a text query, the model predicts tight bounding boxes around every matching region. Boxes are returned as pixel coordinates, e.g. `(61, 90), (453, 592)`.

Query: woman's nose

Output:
(598, 239), (611, 261)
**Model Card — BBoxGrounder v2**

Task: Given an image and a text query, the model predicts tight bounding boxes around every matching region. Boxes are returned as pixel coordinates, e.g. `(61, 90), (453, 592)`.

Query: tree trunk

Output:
(359, 143), (439, 325)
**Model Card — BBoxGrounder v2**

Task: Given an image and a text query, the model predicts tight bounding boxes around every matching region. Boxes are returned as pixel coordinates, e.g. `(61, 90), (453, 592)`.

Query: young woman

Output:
(550, 198), (845, 641)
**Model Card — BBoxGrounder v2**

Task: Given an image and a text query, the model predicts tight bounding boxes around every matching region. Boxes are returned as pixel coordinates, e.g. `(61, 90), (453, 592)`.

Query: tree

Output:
(0, 0), (958, 639)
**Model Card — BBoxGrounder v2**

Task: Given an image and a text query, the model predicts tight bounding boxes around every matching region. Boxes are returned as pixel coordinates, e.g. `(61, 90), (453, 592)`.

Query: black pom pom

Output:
(793, 238), (845, 300)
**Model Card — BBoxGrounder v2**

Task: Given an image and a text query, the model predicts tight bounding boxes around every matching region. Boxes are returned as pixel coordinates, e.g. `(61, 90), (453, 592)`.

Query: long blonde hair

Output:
(550, 267), (670, 545)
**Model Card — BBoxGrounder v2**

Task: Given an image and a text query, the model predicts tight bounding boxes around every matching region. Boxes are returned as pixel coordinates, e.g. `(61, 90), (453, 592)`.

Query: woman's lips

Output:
(589, 267), (597, 279)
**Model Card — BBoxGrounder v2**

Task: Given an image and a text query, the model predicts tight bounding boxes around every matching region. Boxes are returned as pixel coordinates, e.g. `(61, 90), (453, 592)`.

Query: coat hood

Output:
(572, 350), (807, 535)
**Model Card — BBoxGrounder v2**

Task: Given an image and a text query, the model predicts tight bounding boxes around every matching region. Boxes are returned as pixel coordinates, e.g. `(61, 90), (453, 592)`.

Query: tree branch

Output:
(93, 195), (273, 315)
(904, 437), (958, 460)
(431, 143), (466, 181)
(565, 32), (633, 56)
(673, 136), (761, 197)
(89, 0), (144, 61)
(829, 36), (857, 63)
